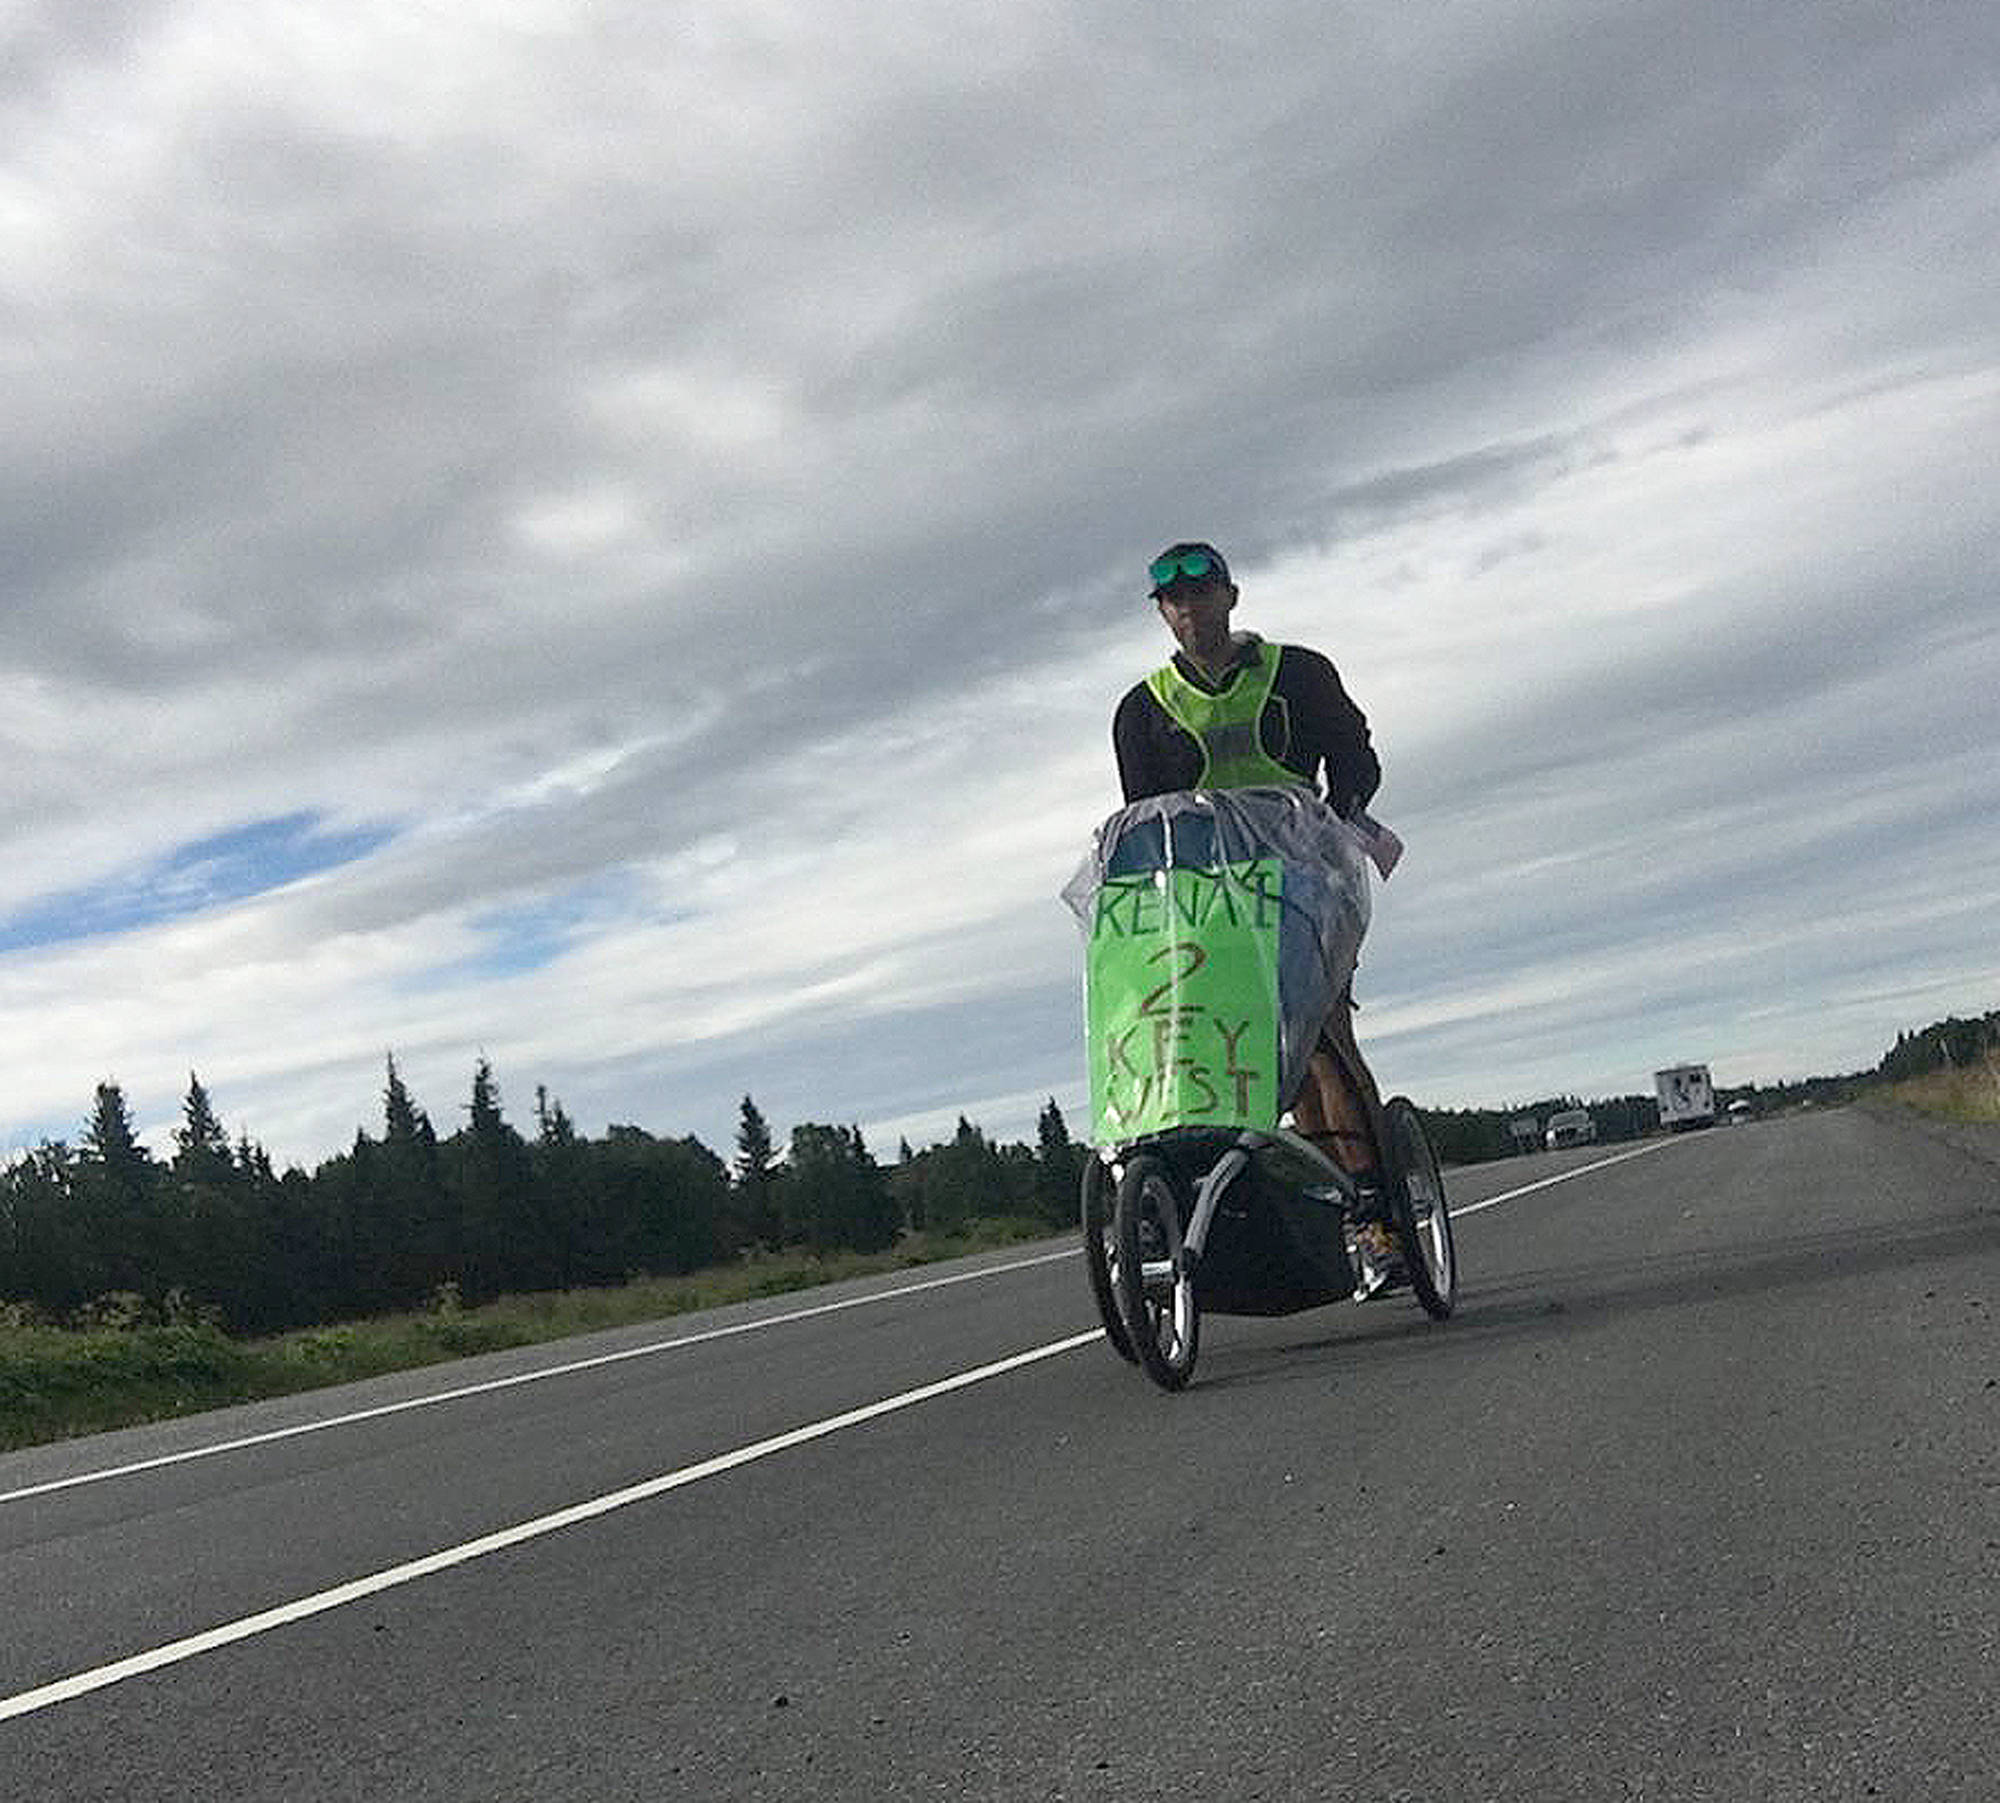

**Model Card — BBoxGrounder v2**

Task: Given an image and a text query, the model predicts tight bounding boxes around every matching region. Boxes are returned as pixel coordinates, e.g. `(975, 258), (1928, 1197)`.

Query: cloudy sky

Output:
(5, 1), (1996, 1169)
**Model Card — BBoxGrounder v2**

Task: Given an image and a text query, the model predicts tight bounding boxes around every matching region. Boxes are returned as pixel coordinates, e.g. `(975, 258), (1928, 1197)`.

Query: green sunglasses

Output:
(1149, 551), (1221, 588)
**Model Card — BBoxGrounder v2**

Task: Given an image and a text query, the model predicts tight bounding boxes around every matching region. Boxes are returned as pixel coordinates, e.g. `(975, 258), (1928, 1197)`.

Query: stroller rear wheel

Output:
(1081, 1157), (1137, 1364)
(1383, 1096), (1456, 1319)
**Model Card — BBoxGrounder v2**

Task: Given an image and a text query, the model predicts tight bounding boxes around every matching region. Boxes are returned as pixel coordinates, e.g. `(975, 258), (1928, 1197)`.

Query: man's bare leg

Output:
(1291, 1005), (1383, 1180)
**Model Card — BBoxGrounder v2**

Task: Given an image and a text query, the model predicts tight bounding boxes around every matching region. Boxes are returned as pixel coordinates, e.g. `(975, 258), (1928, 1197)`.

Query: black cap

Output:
(1148, 541), (1232, 596)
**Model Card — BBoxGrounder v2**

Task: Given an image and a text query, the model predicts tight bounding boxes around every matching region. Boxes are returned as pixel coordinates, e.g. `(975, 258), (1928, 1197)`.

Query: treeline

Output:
(0, 1061), (1088, 1337)
(1879, 1009), (1999, 1082)
(1428, 1003), (2000, 1162)
(16, 1002), (1984, 1339)
(1417, 1091), (1662, 1164)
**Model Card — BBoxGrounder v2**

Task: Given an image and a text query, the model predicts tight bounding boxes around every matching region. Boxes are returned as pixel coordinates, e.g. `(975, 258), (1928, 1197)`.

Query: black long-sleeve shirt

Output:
(1113, 635), (1380, 815)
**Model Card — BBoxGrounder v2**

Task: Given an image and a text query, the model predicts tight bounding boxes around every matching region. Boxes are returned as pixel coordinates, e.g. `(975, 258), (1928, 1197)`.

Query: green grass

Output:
(1875, 1061), (2000, 1126)
(0, 1218), (1060, 1455)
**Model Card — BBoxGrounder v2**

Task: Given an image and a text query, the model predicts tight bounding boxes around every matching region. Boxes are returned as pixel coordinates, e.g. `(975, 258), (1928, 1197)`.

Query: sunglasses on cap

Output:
(1149, 551), (1223, 589)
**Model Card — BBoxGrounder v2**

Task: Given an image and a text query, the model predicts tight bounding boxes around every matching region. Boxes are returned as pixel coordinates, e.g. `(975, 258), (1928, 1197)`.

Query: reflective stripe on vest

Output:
(1144, 641), (1306, 790)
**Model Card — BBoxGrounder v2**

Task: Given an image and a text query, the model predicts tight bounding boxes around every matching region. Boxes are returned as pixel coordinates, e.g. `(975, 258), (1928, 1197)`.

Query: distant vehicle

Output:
(1544, 1108), (1597, 1149)
(1725, 1098), (1755, 1124)
(1656, 1064), (1716, 1131)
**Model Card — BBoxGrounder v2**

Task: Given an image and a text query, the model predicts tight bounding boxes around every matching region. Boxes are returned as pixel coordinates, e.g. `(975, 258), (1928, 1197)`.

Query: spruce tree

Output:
(735, 1096), (774, 1182)
(1034, 1097), (1084, 1227)
(83, 1082), (145, 1171)
(172, 1073), (250, 1323)
(446, 1059), (536, 1299)
(173, 1073), (233, 1186)
(78, 1082), (166, 1299)
(380, 1055), (444, 1302)
(733, 1095), (781, 1250)
(533, 1084), (597, 1288)
(844, 1125), (899, 1252)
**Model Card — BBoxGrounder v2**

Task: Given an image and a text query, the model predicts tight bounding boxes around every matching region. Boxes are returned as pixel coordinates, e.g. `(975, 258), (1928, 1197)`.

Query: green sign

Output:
(1086, 859), (1283, 1144)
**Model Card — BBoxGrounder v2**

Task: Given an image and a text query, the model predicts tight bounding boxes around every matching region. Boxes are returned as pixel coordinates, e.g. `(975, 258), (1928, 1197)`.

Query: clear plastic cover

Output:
(1062, 787), (1372, 1146)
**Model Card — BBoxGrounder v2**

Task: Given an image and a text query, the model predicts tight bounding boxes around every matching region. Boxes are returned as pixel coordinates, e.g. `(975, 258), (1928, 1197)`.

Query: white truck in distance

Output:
(1656, 1064), (1716, 1131)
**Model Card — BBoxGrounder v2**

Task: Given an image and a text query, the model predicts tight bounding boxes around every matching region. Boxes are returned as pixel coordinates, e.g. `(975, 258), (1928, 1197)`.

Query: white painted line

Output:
(0, 1328), (1104, 1723)
(0, 1247), (1082, 1507)
(1447, 1137), (1680, 1219)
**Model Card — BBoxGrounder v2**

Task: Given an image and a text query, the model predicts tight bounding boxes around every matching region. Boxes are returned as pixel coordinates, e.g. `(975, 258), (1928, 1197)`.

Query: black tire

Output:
(1080, 1156), (1137, 1363)
(1111, 1152), (1200, 1390)
(1383, 1097), (1456, 1320)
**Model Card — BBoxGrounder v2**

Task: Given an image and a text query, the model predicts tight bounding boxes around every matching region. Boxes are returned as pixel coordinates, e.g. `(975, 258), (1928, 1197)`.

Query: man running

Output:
(1113, 540), (1389, 1188)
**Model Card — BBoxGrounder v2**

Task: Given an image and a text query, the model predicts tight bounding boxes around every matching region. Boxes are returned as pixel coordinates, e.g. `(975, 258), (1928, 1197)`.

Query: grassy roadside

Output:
(0, 1217), (1061, 1456)
(1873, 1061), (2000, 1126)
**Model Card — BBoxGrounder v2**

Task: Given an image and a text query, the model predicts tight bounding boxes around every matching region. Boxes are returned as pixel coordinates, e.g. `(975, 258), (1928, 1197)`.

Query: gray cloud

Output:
(3, 0), (1997, 1161)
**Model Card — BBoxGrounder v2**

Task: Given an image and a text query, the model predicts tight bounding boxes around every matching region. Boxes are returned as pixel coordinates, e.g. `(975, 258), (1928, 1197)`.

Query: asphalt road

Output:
(2, 1106), (1995, 1800)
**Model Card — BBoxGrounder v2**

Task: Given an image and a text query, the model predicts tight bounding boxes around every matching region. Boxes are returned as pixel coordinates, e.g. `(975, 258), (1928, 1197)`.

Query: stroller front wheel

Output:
(1112, 1152), (1201, 1390)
